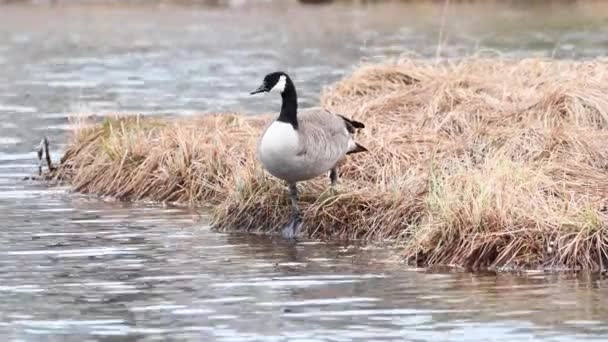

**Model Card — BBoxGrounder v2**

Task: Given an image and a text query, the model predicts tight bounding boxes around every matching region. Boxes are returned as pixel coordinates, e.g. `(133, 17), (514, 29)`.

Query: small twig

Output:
(36, 136), (54, 176)
(43, 136), (54, 172)
(436, 0), (451, 63)
(37, 138), (44, 176)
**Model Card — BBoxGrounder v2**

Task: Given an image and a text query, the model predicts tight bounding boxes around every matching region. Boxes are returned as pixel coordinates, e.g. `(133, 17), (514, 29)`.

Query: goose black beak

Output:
(250, 84), (267, 95)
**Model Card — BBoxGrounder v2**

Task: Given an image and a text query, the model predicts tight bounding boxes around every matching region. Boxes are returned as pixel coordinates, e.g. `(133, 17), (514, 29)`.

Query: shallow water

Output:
(1, 1), (608, 340)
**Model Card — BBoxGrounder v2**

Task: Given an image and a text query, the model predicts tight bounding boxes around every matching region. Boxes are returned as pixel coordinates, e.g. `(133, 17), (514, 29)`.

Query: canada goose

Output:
(250, 71), (368, 238)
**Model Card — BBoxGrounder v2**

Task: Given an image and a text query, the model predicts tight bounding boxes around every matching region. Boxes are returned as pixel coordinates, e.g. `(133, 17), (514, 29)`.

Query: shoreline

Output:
(47, 57), (608, 272)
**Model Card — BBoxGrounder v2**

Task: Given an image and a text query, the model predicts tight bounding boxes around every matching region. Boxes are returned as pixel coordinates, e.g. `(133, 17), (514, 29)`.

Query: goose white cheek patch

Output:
(270, 75), (287, 93)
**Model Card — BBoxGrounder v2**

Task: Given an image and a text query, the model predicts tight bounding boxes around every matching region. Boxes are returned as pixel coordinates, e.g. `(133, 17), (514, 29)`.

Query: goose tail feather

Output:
(338, 114), (365, 132)
(347, 142), (368, 155)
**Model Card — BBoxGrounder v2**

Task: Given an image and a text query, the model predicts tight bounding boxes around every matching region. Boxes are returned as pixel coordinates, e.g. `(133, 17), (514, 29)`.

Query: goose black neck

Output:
(277, 79), (298, 130)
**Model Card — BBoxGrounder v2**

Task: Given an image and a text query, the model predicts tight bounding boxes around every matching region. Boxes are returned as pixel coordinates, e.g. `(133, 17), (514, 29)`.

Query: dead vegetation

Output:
(51, 58), (608, 271)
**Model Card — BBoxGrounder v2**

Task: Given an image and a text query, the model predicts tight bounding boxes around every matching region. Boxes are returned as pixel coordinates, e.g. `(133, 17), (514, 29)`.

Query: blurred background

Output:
(1, 1), (608, 341)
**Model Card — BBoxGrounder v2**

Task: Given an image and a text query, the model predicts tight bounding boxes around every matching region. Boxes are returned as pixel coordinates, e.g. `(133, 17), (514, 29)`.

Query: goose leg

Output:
(329, 168), (338, 187)
(288, 183), (300, 216)
(281, 182), (302, 239)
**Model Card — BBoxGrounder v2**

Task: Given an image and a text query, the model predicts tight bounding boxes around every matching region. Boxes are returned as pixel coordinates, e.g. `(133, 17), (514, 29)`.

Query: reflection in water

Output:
(1, 1), (608, 340)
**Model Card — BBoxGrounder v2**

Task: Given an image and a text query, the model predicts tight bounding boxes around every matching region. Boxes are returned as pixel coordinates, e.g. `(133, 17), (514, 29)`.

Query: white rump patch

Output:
(347, 138), (358, 152)
(270, 75), (287, 94)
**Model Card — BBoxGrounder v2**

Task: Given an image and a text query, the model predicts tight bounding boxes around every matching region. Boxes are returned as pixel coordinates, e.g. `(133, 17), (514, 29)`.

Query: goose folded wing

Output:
(296, 108), (351, 162)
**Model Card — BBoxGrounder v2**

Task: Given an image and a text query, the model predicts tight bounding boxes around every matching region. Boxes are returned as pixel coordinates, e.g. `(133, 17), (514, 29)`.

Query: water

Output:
(1, 1), (608, 340)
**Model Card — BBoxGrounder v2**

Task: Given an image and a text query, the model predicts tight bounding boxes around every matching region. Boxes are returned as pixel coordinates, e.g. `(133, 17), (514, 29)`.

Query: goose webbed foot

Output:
(281, 213), (302, 239)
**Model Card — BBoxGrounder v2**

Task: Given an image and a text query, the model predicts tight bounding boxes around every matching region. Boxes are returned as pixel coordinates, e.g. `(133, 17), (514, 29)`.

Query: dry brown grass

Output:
(56, 114), (270, 205)
(53, 57), (608, 271)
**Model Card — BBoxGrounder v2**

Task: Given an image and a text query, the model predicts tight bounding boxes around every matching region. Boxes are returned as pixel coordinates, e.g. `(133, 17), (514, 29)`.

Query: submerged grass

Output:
(53, 57), (608, 271)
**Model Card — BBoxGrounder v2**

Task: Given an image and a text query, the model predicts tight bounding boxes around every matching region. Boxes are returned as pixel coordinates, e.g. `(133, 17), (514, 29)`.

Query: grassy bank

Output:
(52, 58), (608, 271)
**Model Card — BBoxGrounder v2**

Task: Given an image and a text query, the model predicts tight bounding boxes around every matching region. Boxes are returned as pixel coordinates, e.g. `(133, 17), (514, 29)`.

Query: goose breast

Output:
(257, 108), (352, 183)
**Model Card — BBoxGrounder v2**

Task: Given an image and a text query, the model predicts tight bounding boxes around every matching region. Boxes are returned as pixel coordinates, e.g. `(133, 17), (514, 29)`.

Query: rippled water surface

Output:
(2, 1), (608, 341)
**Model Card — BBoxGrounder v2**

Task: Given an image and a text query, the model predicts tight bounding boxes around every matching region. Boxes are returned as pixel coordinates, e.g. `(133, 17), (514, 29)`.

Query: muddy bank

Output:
(50, 58), (608, 271)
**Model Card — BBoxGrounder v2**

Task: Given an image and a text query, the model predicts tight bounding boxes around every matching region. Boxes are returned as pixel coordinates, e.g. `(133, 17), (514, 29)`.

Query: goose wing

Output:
(296, 107), (361, 165)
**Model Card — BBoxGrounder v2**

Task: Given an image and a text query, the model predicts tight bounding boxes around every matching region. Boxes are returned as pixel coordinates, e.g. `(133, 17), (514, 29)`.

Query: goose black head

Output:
(250, 71), (290, 95)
